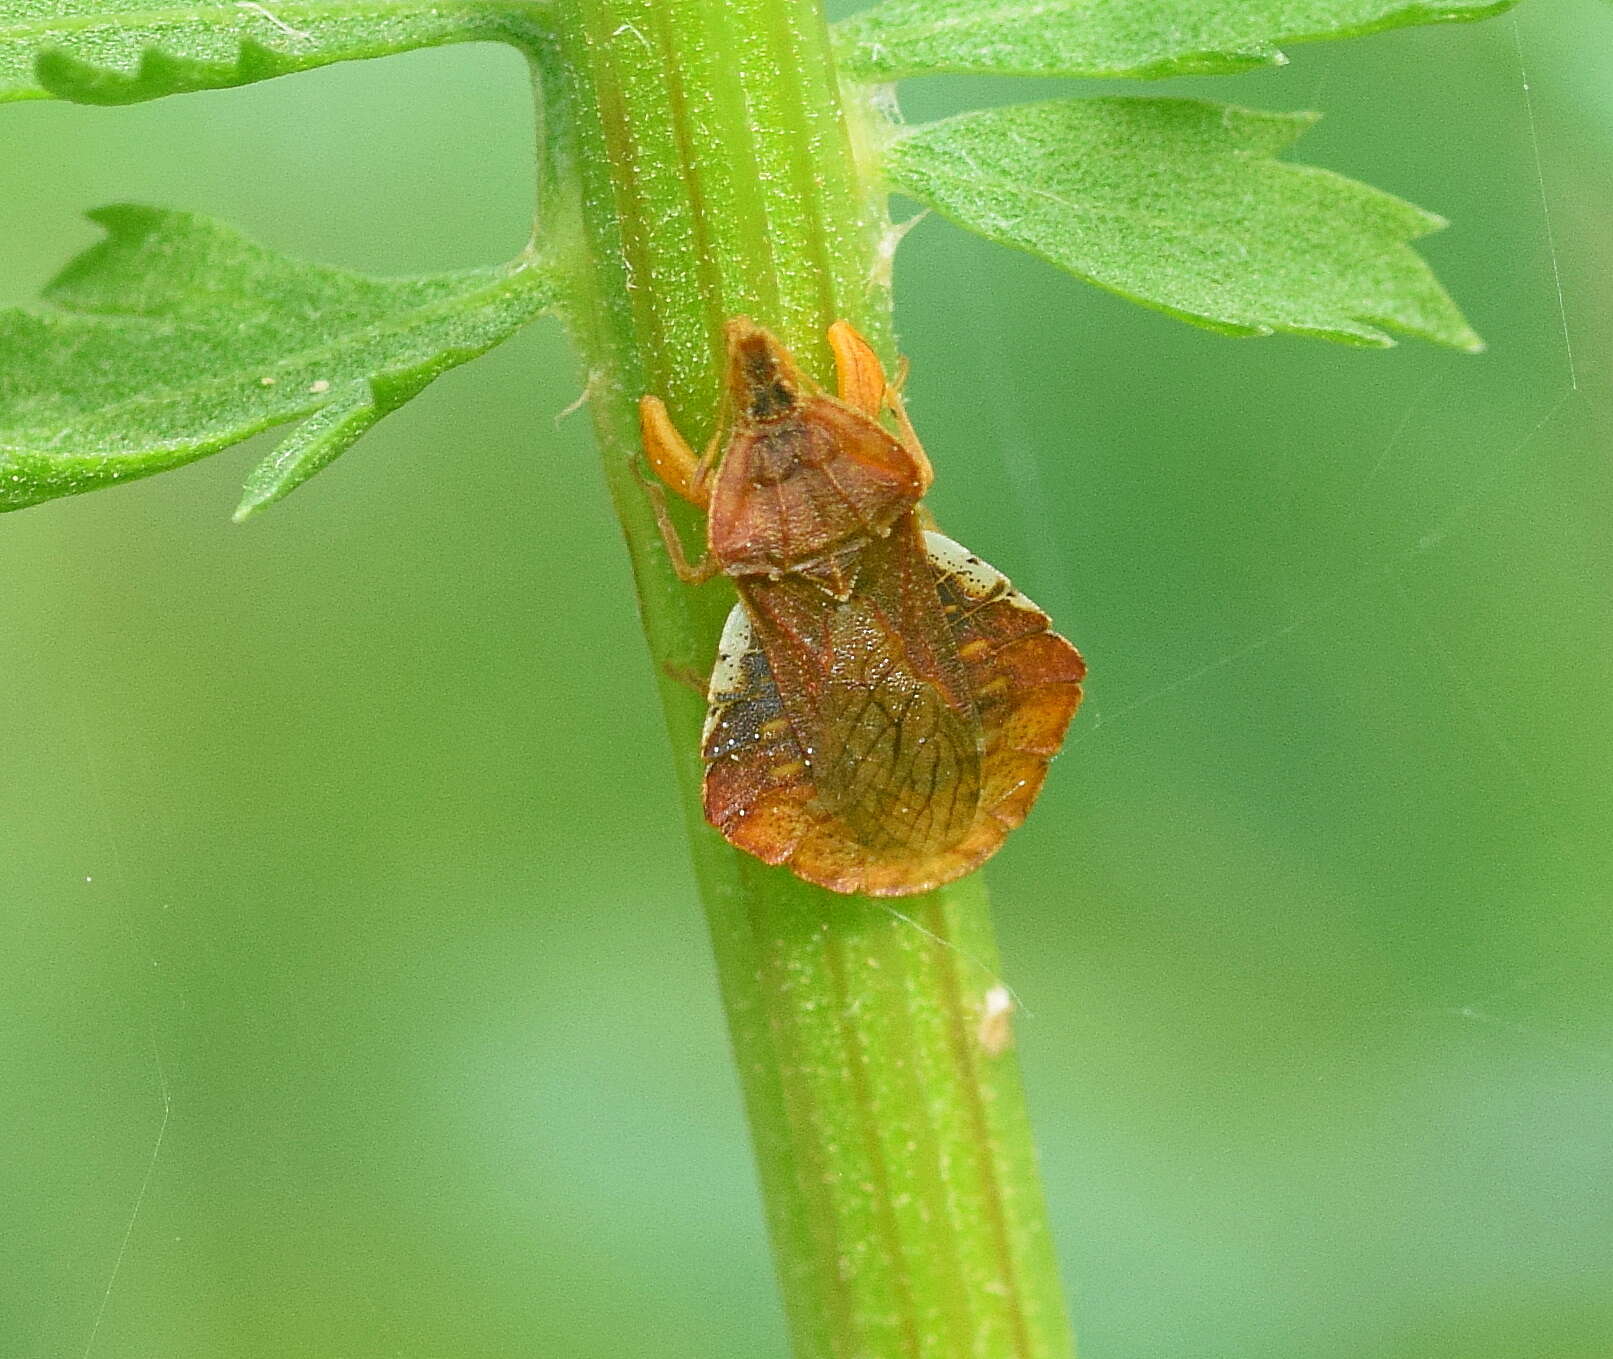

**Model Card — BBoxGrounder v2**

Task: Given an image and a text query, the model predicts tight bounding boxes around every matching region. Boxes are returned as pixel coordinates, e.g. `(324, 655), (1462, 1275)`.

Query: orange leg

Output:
(639, 395), (719, 508)
(826, 321), (933, 490)
(636, 395), (722, 584)
(631, 457), (722, 585)
(881, 354), (933, 490)
(828, 319), (886, 419)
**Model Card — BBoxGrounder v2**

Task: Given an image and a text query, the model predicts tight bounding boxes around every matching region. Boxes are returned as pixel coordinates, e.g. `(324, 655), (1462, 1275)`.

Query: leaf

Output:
(835, 0), (1520, 80)
(0, 205), (560, 518)
(0, 0), (542, 105)
(883, 98), (1482, 350)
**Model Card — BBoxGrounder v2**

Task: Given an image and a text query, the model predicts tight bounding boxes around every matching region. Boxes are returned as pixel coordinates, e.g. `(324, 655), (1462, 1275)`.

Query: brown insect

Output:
(638, 318), (1084, 897)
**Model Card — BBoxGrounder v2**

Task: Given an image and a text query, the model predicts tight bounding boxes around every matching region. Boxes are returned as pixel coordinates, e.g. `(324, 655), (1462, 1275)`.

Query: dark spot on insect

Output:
(750, 426), (811, 484)
(748, 380), (794, 420)
(742, 345), (776, 384)
(738, 337), (797, 420)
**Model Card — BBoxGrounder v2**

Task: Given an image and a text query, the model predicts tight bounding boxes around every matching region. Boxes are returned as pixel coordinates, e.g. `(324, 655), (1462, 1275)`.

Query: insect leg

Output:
(882, 356), (934, 491)
(827, 320), (886, 418)
(632, 458), (723, 584)
(660, 660), (710, 696)
(827, 321), (934, 490)
(638, 395), (715, 508)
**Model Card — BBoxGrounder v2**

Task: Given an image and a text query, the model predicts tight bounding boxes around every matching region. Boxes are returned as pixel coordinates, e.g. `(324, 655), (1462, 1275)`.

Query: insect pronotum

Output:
(638, 318), (1085, 897)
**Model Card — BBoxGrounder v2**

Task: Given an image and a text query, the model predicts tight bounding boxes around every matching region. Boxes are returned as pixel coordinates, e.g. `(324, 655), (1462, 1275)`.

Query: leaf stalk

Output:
(534, 3), (1076, 1355)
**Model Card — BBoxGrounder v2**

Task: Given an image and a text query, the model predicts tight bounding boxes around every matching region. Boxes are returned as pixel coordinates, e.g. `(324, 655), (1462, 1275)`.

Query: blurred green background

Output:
(3, 3), (1610, 1356)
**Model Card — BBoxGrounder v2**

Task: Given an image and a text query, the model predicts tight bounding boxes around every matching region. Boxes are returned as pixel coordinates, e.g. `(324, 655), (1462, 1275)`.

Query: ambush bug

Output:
(638, 319), (1084, 897)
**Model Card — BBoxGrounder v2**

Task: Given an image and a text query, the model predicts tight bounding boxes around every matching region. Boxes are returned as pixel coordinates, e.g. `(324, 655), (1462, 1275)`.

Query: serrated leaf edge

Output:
(0, 211), (562, 516)
(3, 0), (548, 104)
(833, 0), (1521, 83)
(880, 98), (1482, 352)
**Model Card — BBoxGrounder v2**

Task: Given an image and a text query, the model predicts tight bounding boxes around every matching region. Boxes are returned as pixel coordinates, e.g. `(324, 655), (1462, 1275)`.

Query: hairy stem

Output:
(534, 3), (1075, 1354)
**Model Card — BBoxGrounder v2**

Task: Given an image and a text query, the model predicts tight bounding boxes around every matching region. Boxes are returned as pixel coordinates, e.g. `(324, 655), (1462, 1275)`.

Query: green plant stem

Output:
(534, 3), (1076, 1354)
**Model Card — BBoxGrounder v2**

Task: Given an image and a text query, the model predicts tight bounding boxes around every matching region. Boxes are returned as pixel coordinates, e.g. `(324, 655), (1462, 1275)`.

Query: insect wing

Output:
(701, 603), (820, 870)
(925, 531), (1085, 832)
(702, 576), (982, 895)
(784, 522), (981, 858)
(727, 519), (988, 891)
(698, 532), (1084, 896)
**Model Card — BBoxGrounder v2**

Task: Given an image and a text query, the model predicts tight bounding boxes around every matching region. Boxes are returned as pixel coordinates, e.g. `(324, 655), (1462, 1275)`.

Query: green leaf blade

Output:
(231, 381), (380, 520)
(0, 0), (543, 105)
(0, 205), (560, 515)
(884, 98), (1483, 351)
(836, 0), (1519, 81)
